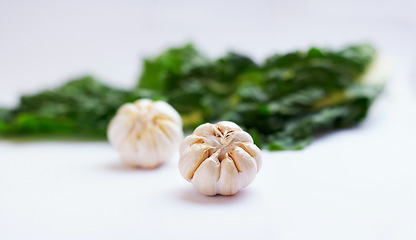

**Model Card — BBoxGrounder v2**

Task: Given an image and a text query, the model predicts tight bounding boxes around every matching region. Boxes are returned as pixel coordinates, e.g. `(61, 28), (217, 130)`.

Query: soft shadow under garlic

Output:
(104, 161), (168, 172)
(178, 186), (253, 204)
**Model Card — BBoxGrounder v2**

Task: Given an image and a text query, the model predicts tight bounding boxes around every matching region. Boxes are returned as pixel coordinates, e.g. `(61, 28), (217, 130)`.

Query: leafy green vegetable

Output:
(138, 44), (258, 129)
(0, 43), (384, 150)
(137, 43), (383, 149)
(0, 76), (144, 138)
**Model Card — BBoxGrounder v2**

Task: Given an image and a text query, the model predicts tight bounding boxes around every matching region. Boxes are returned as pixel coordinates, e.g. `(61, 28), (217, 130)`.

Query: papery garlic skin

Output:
(179, 121), (262, 196)
(108, 99), (183, 168)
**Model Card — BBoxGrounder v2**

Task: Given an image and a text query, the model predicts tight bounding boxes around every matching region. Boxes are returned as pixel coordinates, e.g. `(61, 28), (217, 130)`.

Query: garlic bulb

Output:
(107, 99), (183, 168)
(179, 121), (262, 196)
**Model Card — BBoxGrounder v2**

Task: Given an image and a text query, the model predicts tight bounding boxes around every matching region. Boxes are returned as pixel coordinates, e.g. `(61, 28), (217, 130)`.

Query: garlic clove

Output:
(121, 132), (155, 168)
(108, 117), (134, 149)
(228, 131), (253, 144)
(118, 103), (139, 115)
(151, 126), (175, 165)
(240, 143), (262, 172)
(231, 146), (257, 188)
(134, 131), (159, 168)
(217, 154), (240, 195)
(193, 123), (216, 138)
(216, 121), (241, 132)
(156, 119), (184, 143)
(153, 101), (182, 125)
(192, 157), (220, 196)
(179, 135), (206, 153)
(178, 144), (211, 181)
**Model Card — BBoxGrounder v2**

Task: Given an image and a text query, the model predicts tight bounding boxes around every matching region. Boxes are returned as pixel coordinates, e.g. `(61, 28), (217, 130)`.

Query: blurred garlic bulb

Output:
(108, 99), (183, 168)
(179, 121), (262, 196)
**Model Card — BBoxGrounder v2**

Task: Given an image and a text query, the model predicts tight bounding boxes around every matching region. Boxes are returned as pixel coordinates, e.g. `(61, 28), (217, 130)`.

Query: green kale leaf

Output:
(0, 76), (144, 138)
(0, 43), (384, 150)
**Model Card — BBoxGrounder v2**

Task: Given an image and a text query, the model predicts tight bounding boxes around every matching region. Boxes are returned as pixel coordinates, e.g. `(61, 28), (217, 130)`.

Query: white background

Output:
(0, 0), (415, 239)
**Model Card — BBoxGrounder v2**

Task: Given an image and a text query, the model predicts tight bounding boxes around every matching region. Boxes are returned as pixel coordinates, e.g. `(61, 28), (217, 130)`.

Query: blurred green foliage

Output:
(0, 77), (145, 138)
(0, 43), (383, 149)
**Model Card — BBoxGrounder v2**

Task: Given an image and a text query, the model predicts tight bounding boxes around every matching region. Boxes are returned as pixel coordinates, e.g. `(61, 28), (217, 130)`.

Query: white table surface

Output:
(0, 1), (415, 239)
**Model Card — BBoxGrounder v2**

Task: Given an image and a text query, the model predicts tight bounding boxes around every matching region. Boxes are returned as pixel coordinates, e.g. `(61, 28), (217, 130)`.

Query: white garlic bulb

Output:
(107, 99), (183, 168)
(179, 121), (262, 196)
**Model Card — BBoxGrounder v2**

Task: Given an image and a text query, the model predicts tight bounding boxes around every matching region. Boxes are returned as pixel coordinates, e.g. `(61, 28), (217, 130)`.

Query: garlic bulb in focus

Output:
(108, 99), (183, 168)
(179, 121), (262, 196)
